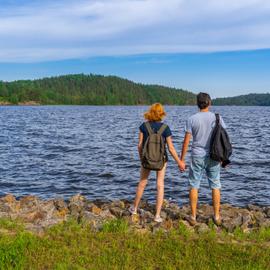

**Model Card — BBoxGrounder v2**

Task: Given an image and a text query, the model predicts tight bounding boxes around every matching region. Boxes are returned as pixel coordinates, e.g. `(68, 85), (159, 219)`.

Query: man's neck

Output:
(200, 108), (209, 112)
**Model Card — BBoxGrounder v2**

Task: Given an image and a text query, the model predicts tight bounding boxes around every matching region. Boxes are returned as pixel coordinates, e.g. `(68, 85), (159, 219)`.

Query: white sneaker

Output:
(128, 205), (137, 215)
(154, 216), (163, 223)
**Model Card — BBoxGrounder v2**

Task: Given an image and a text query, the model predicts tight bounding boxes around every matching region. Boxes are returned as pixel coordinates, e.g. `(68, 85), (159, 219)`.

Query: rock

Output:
(265, 207), (270, 218)
(110, 200), (125, 209)
(99, 209), (116, 220)
(121, 210), (131, 217)
(161, 219), (173, 230)
(0, 194), (17, 204)
(89, 205), (102, 215)
(19, 195), (39, 210)
(178, 220), (195, 233)
(54, 208), (68, 219)
(241, 211), (253, 231)
(0, 194), (269, 234)
(165, 208), (182, 220)
(162, 199), (170, 208)
(140, 210), (154, 224)
(53, 198), (67, 211)
(222, 215), (243, 232)
(128, 214), (140, 224)
(109, 207), (124, 218)
(20, 210), (47, 223)
(259, 219), (270, 228)
(40, 200), (56, 213)
(221, 203), (233, 210)
(140, 200), (154, 212)
(247, 204), (262, 212)
(68, 194), (86, 218)
(179, 205), (190, 216)
(198, 204), (213, 216)
(82, 211), (103, 230)
(252, 211), (266, 225)
(151, 223), (162, 233)
(69, 194), (86, 204)
(197, 215), (211, 224)
(222, 221), (235, 233)
(195, 223), (210, 234)
(160, 210), (167, 220)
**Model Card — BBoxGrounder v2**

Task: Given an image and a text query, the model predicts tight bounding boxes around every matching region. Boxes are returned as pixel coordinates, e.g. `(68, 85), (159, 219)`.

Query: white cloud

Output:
(0, 0), (270, 62)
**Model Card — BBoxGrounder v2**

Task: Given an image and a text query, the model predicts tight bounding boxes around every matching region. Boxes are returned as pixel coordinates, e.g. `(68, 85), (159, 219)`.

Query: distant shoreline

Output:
(0, 101), (41, 106)
(0, 103), (269, 107)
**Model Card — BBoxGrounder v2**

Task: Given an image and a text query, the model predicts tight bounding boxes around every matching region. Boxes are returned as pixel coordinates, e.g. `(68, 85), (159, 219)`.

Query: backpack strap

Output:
(157, 124), (168, 135)
(215, 113), (220, 125)
(145, 122), (154, 135)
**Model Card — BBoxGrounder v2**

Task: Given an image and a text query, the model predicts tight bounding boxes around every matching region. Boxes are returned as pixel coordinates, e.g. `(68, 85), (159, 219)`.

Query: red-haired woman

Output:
(129, 103), (185, 222)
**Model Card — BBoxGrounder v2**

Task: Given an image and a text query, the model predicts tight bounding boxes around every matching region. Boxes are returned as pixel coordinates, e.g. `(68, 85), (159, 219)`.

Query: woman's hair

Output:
(144, 103), (166, 121)
(197, 92), (211, 109)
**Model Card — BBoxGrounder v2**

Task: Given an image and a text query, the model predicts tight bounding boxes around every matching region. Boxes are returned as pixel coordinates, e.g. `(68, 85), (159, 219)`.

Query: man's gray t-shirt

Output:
(185, 111), (226, 157)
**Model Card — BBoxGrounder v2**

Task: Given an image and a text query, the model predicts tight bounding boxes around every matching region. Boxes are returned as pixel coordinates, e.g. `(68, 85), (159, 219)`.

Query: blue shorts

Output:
(189, 156), (221, 189)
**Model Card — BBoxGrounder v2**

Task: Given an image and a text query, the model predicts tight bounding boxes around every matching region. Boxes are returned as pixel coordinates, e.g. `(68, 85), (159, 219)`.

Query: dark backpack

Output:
(141, 122), (167, 171)
(210, 114), (232, 167)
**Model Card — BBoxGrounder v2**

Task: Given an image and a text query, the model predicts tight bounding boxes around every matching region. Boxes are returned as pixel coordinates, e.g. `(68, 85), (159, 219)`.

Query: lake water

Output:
(0, 106), (269, 207)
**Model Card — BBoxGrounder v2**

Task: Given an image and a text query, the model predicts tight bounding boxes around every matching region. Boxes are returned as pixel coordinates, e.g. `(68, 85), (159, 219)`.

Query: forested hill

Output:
(213, 93), (270, 106)
(0, 74), (196, 105)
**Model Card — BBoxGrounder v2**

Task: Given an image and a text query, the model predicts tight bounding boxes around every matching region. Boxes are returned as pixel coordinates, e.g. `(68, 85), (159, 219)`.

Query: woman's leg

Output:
(133, 166), (151, 211)
(155, 163), (167, 218)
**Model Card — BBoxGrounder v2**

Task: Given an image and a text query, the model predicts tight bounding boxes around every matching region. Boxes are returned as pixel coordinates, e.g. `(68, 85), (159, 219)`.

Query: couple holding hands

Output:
(129, 92), (227, 226)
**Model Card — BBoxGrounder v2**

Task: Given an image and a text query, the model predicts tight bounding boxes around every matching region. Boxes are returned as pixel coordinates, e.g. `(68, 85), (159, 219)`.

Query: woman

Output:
(129, 103), (185, 222)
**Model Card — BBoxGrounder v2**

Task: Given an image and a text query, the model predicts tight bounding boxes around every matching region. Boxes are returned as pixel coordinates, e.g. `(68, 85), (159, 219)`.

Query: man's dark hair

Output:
(197, 92), (211, 109)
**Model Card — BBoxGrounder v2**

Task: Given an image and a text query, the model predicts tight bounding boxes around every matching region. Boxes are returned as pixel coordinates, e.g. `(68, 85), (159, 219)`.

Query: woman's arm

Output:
(166, 136), (185, 171)
(138, 131), (144, 160)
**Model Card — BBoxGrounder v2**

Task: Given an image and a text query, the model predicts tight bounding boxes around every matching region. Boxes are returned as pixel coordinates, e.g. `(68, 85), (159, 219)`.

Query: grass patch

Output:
(0, 218), (270, 269)
(101, 218), (128, 233)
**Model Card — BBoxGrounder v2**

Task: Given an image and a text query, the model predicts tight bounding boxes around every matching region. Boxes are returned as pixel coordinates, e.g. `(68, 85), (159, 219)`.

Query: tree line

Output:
(213, 93), (270, 106)
(0, 74), (197, 105)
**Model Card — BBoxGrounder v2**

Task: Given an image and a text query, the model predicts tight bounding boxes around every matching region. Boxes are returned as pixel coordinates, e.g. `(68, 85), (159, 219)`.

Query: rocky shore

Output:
(1, 194), (270, 234)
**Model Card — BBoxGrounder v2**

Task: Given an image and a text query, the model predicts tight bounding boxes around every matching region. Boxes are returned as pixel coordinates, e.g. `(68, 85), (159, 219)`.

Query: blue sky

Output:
(1, 0), (270, 97)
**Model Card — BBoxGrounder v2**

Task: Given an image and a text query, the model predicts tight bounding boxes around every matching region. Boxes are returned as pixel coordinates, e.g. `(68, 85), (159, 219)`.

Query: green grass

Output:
(0, 218), (269, 270)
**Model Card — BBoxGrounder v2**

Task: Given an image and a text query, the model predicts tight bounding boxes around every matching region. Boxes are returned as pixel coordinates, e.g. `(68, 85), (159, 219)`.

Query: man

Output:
(180, 92), (226, 226)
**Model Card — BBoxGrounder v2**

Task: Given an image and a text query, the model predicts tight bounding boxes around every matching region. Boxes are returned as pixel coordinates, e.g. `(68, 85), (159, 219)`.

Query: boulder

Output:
(252, 211), (266, 226)
(68, 194), (86, 219)
(265, 207), (270, 218)
(19, 195), (40, 210)
(109, 207), (124, 218)
(222, 215), (243, 232)
(195, 223), (210, 234)
(161, 219), (174, 230)
(247, 204), (262, 212)
(164, 207), (183, 220)
(140, 210), (154, 224)
(89, 205), (102, 215)
(110, 200), (125, 209)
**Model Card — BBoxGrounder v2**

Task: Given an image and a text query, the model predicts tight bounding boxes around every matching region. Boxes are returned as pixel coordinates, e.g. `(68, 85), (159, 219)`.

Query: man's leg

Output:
(206, 158), (222, 224)
(212, 188), (221, 220)
(189, 188), (198, 219)
(187, 157), (203, 225)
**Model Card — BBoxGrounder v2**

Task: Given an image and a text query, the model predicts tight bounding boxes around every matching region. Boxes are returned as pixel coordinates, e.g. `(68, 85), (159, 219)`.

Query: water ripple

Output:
(0, 105), (269, 206)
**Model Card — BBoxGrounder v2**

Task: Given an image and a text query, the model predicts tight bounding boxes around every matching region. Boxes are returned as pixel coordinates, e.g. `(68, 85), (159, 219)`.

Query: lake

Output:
(0, 105), (269, 206)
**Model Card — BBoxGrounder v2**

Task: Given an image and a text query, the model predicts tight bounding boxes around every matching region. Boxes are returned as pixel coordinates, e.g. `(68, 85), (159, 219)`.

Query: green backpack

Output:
(141, 122), (167, 171)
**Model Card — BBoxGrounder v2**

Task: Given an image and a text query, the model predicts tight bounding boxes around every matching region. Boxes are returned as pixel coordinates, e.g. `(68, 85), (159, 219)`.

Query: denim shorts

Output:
(189, 156), (221, 189)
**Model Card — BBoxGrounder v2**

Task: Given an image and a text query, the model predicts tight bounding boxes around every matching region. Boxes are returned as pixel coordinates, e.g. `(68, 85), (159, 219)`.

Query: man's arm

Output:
(180, 132), (192, 163)
(166, 136), (185, 171)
